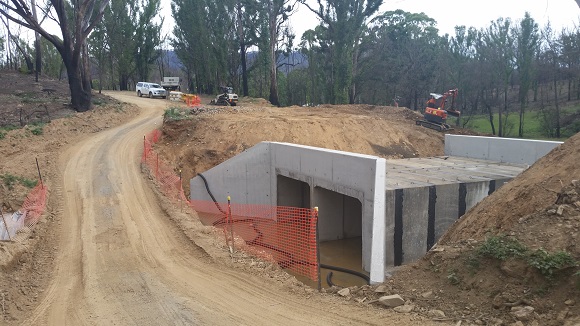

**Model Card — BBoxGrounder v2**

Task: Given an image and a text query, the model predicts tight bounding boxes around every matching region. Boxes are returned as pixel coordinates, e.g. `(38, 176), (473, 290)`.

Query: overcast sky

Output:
(289, 0), (580, 38)
(155, 0), (580, 43)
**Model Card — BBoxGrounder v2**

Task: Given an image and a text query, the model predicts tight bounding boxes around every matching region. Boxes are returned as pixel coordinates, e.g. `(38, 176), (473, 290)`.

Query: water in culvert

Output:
(292, 236), (368, 289)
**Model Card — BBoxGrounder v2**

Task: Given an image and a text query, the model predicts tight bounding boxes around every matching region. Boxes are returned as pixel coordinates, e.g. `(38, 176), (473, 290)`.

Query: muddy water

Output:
(292, 237), (368, 289)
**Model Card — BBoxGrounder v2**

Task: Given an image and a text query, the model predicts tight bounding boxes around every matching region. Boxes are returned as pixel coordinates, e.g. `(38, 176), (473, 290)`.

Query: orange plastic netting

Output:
(1, 183), (47, 242)
(141, 130), (319, 281)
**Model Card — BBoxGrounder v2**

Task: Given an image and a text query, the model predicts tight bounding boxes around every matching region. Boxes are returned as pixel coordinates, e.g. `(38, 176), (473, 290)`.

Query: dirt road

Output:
(20, 92), (445, 325)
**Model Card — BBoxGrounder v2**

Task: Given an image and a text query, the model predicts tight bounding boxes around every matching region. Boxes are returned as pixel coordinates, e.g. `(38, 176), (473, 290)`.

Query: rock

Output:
(564, 299), (575, 306)
(337, 288), (350, 297)
(572, 180), (579, 187)
(428, 309), (446, 318)
(510, 322), (524, 326)
(557, 205), (565, 216)
(374, 285), (388, 293)
(378, 294), (405, 308)
(511, 306), (535, 321)
(421, 291), (433, 298)
(557, 308), (569, 321)
(548, 209), (557, 215)
(574, 201), (580, 209)
(489, 317), (504, 325)
(393, 305), (414, 313)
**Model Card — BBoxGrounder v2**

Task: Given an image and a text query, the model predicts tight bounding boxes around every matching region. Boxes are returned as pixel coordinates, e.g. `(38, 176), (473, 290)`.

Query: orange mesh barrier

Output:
(1, 183), (48, 242)
(141, 130), (320, 282)
(190, 200), (319, 281)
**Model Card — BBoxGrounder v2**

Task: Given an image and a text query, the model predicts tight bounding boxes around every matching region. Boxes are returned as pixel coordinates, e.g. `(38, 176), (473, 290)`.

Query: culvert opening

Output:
(276, 177), (367, 288)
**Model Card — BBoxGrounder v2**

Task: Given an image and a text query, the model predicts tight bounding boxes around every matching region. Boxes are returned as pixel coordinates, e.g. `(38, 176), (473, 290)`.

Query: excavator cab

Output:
(416, 89), (461, 131)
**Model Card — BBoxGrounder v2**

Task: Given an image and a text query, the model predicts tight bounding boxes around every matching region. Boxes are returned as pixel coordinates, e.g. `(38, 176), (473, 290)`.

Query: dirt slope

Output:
(155, 103), (477, 195)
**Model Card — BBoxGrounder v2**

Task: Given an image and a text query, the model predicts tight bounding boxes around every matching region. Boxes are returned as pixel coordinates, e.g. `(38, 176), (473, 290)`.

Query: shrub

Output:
(476, 235), (527, 260)
(527, 249), (577, 279)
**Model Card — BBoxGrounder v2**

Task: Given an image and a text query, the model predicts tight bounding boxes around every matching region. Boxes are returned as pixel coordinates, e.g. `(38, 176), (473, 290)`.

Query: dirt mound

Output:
(382, 132), (580, 325)
(155, 103), (480, 195)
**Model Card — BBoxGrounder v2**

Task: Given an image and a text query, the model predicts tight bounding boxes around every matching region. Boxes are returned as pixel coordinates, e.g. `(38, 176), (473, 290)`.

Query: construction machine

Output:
(416, 88), (461, 131)
(210, 86), (238, 106)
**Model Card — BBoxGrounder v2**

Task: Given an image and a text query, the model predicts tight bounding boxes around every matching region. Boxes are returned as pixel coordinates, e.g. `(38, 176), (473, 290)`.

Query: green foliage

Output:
(30, 123), (45, 135)
(0, 173), (38, 190)
(447, 270), (460, 285)
(0, 131), (5, 139)
(527, 249), (577, 279)
(163, 107), (184, 121)
(469, 235), (579, 281)
(476, 235), (527, 260)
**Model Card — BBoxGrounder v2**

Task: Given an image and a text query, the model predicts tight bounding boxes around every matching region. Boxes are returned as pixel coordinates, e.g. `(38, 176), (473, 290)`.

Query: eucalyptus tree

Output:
(299, 27), (328, 105)
(481, 17), (516, 137)
(446, 26), (479, 124)
(134, 0), (162, 82)
(300, 0), (382, 104)
(356, 10), (440, 108)
(514, 12), (539, 137)
(560, 28), (580, 101)
(0, 0), (110, 111)
(258, 0), (297, 106)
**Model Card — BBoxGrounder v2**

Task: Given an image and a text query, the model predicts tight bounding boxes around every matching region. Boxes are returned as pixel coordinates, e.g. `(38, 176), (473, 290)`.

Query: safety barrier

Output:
(181, 94), (201, 107)
(1, 183), (48, 242)
(141, 129), (320, 283)
(169, 91), (183, 102)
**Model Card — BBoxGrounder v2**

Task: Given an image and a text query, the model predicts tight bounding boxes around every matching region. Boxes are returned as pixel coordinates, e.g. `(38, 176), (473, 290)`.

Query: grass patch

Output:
(463, 104), (579, 140)
(164, 107), (185, 121)
(468, 235), (578, 281)
(476, 235), (527, 260)
(29, 123), (45, 135)
(0, 173), (38, 190)
(527, 249), (577, 279)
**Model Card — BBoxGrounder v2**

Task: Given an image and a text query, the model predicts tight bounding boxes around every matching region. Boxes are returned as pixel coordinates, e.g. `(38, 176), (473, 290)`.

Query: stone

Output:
(421, 291), (433, 298)
(557, 205), (565, 216)
(337, 288), (350, 297)
(428, 310), (446, 318)
(489, 317), (504, 325)
(510, 322), (524, 326)
(393, 305), (414, 313)
(378, 294), (405, 308)
(548, 209), (557, 215)
(511, 306), (534, 321)
(571, 180), (579, 187)
(374, 285), (388, 293)
(564, 299), (575, 306)
(557, 308), (569, 321)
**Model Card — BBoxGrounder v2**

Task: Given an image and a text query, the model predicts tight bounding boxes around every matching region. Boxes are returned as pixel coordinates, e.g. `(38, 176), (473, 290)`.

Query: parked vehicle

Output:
(160, 77), (180, 91)
(136, 82), (167, 99)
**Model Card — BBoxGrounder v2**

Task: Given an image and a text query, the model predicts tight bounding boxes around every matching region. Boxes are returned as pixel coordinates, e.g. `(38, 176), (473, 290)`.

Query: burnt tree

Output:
(0, 0), (110, 112)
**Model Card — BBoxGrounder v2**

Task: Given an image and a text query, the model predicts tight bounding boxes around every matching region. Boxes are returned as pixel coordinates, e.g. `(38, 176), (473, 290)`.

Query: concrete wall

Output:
(445, 135), (563, 165)
(190, 141), (387, 283)
(385, 180), (499, 267)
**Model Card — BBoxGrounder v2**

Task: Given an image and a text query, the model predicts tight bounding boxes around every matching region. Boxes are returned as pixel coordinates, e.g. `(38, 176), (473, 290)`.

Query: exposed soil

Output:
(0, 70), (578, 325)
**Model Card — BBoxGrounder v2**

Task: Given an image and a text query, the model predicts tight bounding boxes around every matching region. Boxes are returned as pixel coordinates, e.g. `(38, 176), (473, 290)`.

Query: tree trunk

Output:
(64, 57), (92, 112)
(267, 1), (279, 107)
(31, 0), (41, 81)
(237, 0), (248, 97)
(553, 78), (560, 138)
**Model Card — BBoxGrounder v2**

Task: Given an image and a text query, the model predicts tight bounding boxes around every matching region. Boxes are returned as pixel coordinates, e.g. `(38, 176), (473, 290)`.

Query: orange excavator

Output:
(416, 88), (461, 131)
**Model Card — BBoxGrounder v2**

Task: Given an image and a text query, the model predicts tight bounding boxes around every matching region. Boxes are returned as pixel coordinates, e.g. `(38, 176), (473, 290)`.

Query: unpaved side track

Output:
(21, 92), (446, 325)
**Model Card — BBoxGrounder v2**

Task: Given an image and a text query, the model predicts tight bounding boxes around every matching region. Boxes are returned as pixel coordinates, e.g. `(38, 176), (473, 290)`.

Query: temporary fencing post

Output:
(143, 136), (147, 161)
(227, 196), (234, 254)
(156, 153), (159, 180)
(35, 157), (43, 189)
(315, 206), (321, 291)
(179, 170), (183, 212)
(0, 206), (11, 241)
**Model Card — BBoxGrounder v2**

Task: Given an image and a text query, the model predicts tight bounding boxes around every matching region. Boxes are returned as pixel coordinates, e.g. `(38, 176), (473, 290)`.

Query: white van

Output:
(136, 82), (167, 99)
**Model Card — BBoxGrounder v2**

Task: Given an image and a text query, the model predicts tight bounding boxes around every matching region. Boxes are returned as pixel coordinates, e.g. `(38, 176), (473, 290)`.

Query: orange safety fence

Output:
(1, 183), (48, 242)
(190, 199), (319, 281)
(141, 129), (320, 282)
